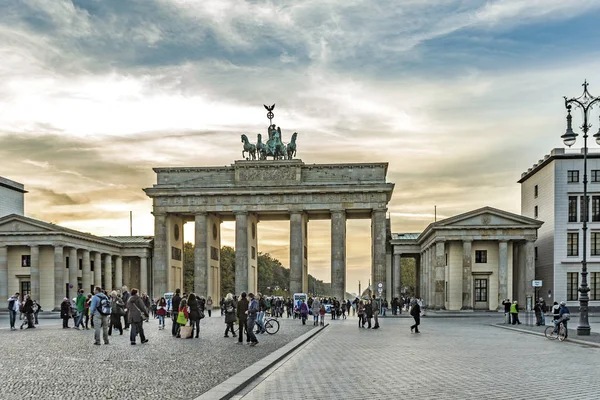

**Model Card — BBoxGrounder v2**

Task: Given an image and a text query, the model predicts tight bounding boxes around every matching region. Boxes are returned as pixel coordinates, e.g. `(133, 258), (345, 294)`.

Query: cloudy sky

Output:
(2, 0), (600, 292)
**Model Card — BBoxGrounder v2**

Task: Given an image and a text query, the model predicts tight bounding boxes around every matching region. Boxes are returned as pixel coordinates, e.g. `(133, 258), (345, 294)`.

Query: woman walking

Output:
(108, 291), (124, 336)
(365, 300), (373, 329)
(223, 293), (236, 337)
(311, 297), (321, 326)
(188, 293), (201, 339)
(156, 297), (167, 330)
(206, 296), (213, 317)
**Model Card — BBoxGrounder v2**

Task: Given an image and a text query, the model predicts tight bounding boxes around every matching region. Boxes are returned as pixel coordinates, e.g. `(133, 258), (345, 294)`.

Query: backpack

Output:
(97, 295), (111, 315)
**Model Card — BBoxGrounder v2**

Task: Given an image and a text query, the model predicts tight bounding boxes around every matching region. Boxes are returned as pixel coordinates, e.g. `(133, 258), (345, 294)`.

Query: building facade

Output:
(0, 214), (153, 310)
(391, 207), (542, 311)
(0, 176), (26, 217)
(520, 147), (600, 308)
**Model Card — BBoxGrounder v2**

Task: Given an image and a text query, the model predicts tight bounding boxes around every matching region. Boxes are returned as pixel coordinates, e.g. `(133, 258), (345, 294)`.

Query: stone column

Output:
(428, 248), (435, 308)
(30, 245), (40, 301)
(82, 250), (91, 294)
(235, 212), (249, 295)
(435, 240), (445, 309)
(94, 252), (102, 288)
(371, 209), (387, 298)
(415, 254), (421, 298)
(393, 253), (401, 300)
(104, 254), (113, 291)
(525, 240), (535, 304)
(331, 210), (346, 300)
(54, 246), (64, 310)
(194, 213), (208, 296)
(152, 213), (168, 301)
(289, 211), (304, 295)
(140, 256), (148, 294)
(498, 240), (509, 308)
(462, 240), (472, 310)
(69, 248), (77, 298)
(0, 246), (7, 301)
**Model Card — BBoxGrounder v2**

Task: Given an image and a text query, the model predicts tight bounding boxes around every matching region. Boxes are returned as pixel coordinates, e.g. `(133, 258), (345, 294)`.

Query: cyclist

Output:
(553, 301), (571, 338)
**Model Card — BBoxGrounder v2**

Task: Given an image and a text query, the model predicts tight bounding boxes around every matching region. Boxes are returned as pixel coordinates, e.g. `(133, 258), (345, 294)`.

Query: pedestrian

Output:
(188, 293), (201, 339)
(171, 288), (182, 337)
(156, 297), (167, 330)
(319, 304), (325, 326)
(553, 301), (571, 339)
(89, 287), (110, 345)
(365, 300), (373, 329)
(246, 293), (259, 346)
(299, 299), (309, 325)
(410, 299), (421, 333)
(341, 300), (346, 319)
(552, 301), (560, 322)
(74, 289), (86, 329)
(32, 299), (42, 325)
(175, 298), (188, 338)
(311, 297), (321, 326)
(19, 294), (34, 329)
(220, 296), (225, 316)
(223, 293), (236, 337)
(108, 291), (124, 336)
(206, 296), (213, 317)
(539, 297), (547, 325)
(121, 286), (131, 331)
(510, 301), (521, 325)
(8, 292), (20, 330)
(357, 301), (365, 328)
(60, 297), (71, 329)
(127, 288), (149, 345)
(534, 301), (542, 326)
(237, 292), (249, 344)
(255, 293), (266, 334)
(84, 294), (92, 329)
(371, 295), (380, 329)
(502, 299), (512, 324)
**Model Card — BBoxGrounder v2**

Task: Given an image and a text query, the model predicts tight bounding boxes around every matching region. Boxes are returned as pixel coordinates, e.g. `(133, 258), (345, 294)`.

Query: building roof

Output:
(391, 233), (420, 241)
(0, 176), (27, 193)
(103, 236), (154, 245)
(518, 148), (600, 183)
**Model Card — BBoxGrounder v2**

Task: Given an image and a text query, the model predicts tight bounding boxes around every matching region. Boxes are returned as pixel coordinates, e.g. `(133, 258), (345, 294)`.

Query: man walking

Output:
(246, 293), (259, 346)
(8, 292), (20, 331)
(127, 288), (149, 345)
(121, 286), (131, 330)
(89, 287), (110, 345)
(237, 292), (249, 344)
(372, 295), (381, 329)
(410, 299), (421, 333)
(74, 289), (86, 329)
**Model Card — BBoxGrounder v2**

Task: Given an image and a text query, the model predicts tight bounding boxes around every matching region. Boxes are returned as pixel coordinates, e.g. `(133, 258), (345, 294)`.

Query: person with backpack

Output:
(126, 288), (149, 345)
(108, 291), (125, 336)
(89, 287), (110, 345)
(8, 292), (20, 331)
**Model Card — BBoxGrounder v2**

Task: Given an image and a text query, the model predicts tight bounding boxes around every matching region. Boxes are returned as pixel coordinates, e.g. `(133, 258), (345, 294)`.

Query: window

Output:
(591, 272), (600, 301)
(66, 256), (69, 269)
(475, 250), (487, 263)
(474, 279), (488, 302)
(90, 260), (94, 272)
(593, 196), (600, 222)
(568, 196), (577, 222)
(567, 272), (579, 301)
(593, 233), (600, 256)
(593, 170), (600, 182)
(79, 258), (83, 271)
(568, 170), (579, 183)
(567, 232), (579, 256)
(20, 281), (31, 297)
(535, 247), (538, 260)
(534, 206), (538, 218)
(581, 196), (589, 222)
(171, 247), (182, 261)
(534, 185), (538, 198)
(21, 255), (31, 267)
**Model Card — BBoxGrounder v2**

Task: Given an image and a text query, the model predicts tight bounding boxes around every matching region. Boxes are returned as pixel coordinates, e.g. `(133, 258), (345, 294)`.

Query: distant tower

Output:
(358, 281), (361, 297)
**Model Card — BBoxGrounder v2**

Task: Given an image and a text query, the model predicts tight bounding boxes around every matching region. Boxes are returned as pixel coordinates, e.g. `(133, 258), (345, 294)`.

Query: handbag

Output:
(176, 311), (187, 325)
(561, 313), (571, 321)
(180, 325), (193, 339)
(199, 310), (205, 320)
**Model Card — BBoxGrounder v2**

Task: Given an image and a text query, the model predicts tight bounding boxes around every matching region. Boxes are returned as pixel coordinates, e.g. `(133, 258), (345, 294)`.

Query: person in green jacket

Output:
(74, 289), (87, 329)
(510, 301), (521, 325)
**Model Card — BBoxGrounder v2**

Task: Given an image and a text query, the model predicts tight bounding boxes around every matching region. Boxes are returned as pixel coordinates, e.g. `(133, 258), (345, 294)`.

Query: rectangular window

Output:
(534, 206), (539, 218)
(474, 279), (488, 302)
(20, 281), (31, 297)
(568, 170), (579, 183)
(475, 250), (487, 263)
(171, 246), (182, 261)
(591, 272), (600, 301)
(90, 260), (94, 272)
(567, 232), (579, 256)
(581, 196), (589, 222)
(210, 246), (219, 261)
(567, 272), (579, 301)
(593, 196), (600, 222)
(79, 258), (83, 271)
(535, 247), (538, 260)
(251, 246), (256, 260)
(66, 256), (69, 269)
(592, 233), (600, 256)
(21, 255), (31, 268)
(593, 170), (600, 182)
(568, 196), (577, 222)
(534, 185), (538, 198)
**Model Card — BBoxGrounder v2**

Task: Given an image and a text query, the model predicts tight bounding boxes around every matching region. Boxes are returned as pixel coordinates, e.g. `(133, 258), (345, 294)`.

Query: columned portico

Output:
(372, 209), (387, 298)
(153, 213), (168, 298)
(104, 254), (112, 292)
(290, 211), (308, 295)
(54, 246), (64, 310)
(435, 240), (445, 309)
(331, 210), (346, 300)
(140, 256), (148, 294)
(30, 245), (40, 302)
(68, 248), (77, 299)
(82, 250), (91, 294)
(0, 246), (7, 300)
(497, 240), (509, 308)
(462, 240), (472, 309)
(393, 253), (401, 300)
(235, 212), (249, 295)
(115, 256), (123, 290)
(194, 213), (208, 296)
(94, 252), (102, 288)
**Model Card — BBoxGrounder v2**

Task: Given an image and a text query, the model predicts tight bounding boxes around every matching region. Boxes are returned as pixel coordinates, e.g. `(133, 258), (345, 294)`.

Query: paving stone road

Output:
(0, 314), (312, 399)
(238, 316), (600, 400)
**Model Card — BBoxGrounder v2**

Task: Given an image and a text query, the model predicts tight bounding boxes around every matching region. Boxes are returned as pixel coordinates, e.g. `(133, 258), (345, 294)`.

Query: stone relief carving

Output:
(238, 167), (297, 183)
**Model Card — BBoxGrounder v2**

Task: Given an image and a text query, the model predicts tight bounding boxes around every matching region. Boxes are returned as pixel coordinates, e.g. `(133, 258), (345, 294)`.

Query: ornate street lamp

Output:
(563, 80), (600, 336)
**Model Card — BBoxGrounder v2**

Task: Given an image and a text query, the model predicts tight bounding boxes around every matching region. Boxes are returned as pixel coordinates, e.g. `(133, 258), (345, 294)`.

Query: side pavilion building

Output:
(390, 207), (542, 311)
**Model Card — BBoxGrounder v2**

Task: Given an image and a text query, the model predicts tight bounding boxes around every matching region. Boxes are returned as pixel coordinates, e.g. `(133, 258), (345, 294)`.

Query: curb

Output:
(491, 324), (600, 348)
(194, 324), (328, 400)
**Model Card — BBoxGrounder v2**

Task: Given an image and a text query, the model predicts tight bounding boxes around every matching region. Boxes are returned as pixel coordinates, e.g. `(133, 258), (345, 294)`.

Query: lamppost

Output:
(561, 80), (600, 336)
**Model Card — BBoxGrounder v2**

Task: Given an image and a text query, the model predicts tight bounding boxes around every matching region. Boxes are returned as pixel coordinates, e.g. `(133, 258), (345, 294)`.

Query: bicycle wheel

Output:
(558, 324), (567, 341)
(264, 318), (280, 335)
(544, 326), (557, 340)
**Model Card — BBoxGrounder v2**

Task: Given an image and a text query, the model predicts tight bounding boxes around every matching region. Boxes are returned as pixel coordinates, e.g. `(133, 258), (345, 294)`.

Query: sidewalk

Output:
(493, 321), (600, 347)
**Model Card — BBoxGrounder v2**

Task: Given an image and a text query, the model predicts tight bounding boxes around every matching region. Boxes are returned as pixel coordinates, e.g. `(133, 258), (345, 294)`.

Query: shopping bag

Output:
(176, 311), (187, 325)
(180, 325), (193, 339)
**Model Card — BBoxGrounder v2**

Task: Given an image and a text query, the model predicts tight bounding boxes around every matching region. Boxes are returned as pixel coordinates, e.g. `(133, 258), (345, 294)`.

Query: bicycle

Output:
(545, 320), (567, 341)
(230, 315), (280, 335)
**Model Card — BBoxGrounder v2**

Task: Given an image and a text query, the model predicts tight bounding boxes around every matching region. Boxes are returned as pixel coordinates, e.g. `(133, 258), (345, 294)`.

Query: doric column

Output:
(435, 240), (445, 309)
(140, 256), (148, 294)
(69, 248), (77, 299)
(0, 246), (7, 300)
(428, 248), (435, 308)
(498, 240), (509, 309)
(94, 252), (102, 288)
(152, 213), (168, 301)
(235, 212), (249, 295)
(194, 213), (208, 296)
(115, 256), (123, 290)
(104, 254), (113, 291)
(462, 240), (472, 310)
(30, 245), (40, 301)
(82, 250), (91, 294)
(371, 209), (387, 298)
(393, 253), (401, 300)
(415, 254), (421, 298)
(289, 211), (305, 295)
(53, 246), (64, 310)
(331, 210), (346, 300)
(525, 240), (535, 303)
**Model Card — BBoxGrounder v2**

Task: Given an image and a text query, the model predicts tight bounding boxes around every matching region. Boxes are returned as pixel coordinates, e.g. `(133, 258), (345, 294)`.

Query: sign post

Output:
(377, 282), (383, 314)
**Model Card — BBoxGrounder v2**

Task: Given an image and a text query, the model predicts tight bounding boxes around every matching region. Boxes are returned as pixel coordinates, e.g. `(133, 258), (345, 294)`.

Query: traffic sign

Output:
(532, 280), (543, 287)
(377, 282), (383, 288)
(377, 288), (383, 294)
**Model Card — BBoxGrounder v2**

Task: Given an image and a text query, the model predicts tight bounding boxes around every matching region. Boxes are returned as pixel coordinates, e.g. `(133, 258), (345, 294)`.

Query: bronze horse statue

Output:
(241, 134), (256, 160)
(286, 132), (298, 160)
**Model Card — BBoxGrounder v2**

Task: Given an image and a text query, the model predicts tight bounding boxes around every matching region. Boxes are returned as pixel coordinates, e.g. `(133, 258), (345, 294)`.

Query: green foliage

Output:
(400, 257), (417, 295)
(220, 246), (235, 296)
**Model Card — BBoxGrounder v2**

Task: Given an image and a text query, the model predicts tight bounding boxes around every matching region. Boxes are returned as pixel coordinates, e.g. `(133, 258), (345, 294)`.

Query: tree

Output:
(400, 257), (417, 296)
(220, 246), (235, 296)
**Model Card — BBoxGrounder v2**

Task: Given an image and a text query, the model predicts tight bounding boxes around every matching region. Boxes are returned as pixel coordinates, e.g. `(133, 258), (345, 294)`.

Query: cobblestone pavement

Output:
(238, 316), (600, 400)
(0, 314), (312, 399)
